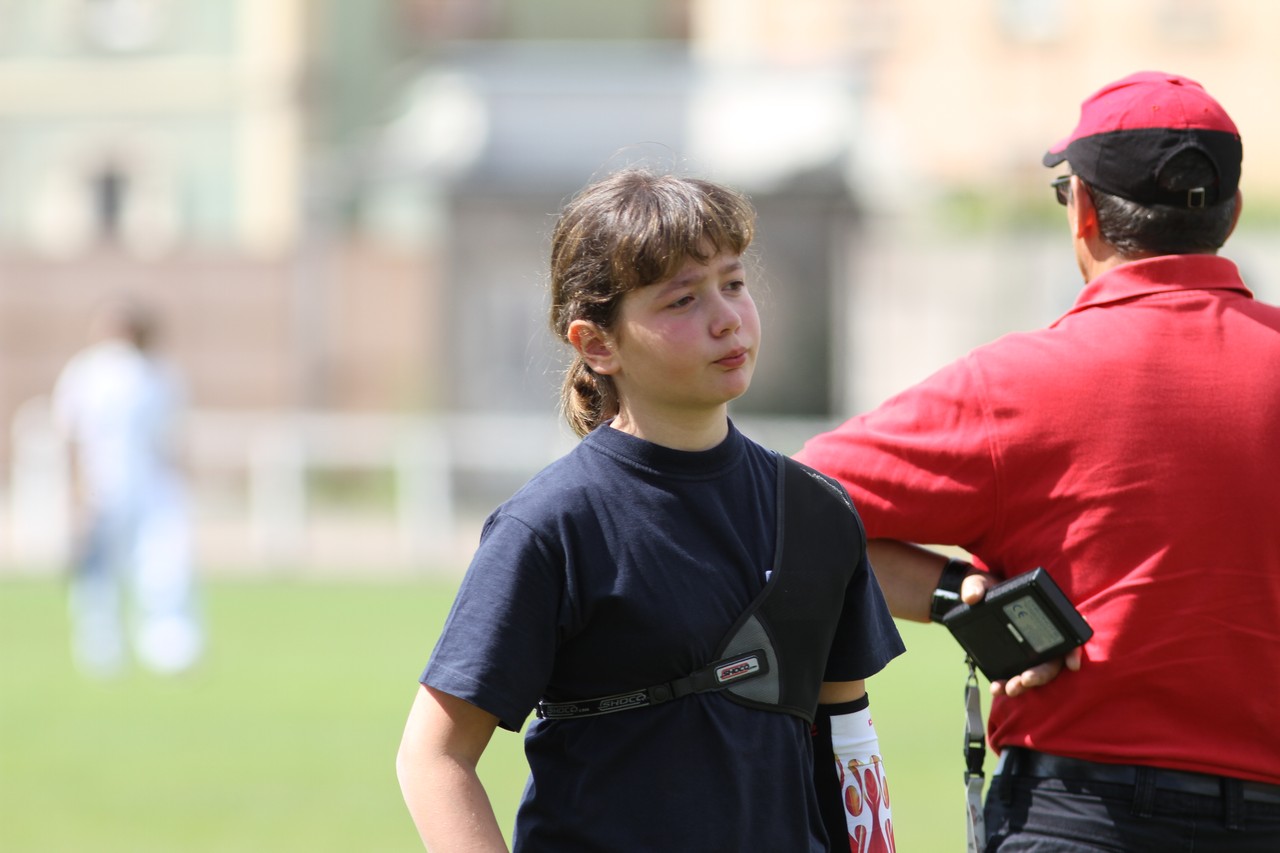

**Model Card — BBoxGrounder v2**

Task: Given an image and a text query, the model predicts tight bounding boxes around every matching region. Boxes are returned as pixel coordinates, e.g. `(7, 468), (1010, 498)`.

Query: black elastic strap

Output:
(536, 648), (769, 720)
(820, 692), (870, 717)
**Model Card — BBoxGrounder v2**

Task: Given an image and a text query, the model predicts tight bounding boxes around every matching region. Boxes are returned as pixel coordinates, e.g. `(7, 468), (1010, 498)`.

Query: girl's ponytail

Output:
(559, 356), (618, 438)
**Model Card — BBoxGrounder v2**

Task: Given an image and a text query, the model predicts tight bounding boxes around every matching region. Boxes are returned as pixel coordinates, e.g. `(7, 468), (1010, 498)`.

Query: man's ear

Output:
(1070, 175), (1098, 240)
(568, 319), (619, 375)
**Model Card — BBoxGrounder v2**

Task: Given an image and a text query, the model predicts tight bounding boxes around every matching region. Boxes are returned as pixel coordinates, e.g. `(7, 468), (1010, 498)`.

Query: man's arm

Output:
(866, 539), (1081, 695)
(865, 539), (956, 622)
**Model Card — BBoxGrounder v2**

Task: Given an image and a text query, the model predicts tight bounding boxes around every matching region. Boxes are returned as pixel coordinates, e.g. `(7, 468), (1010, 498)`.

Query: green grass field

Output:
(0, 572), (993, 851)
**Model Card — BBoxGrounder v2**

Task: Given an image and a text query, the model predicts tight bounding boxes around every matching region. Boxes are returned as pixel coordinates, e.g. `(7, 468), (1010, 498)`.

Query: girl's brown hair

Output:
(549, 169), (756, 436)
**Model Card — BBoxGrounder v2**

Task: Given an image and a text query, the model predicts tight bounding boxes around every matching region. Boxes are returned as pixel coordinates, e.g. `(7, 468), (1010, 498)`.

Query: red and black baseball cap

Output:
(1043, 71), (1242, 208)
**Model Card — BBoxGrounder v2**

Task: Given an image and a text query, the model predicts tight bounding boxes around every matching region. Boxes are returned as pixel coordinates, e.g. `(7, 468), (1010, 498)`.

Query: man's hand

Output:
(992, 648), (1083, 697)
(959, 572), (1084, 697)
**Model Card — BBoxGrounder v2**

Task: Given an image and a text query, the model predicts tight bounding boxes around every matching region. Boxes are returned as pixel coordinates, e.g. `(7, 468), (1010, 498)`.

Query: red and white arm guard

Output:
(827, 697), (895, 853)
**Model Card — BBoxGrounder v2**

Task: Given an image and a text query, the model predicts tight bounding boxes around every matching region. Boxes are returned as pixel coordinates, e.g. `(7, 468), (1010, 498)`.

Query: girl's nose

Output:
(711, 294), (742, 336)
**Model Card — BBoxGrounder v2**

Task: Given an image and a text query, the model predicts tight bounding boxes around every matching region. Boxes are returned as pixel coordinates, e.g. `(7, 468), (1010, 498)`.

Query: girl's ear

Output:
(568, 319), (620, 375)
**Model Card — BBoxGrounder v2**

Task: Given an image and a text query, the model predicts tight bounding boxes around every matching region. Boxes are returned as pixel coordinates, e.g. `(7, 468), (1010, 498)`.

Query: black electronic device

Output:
(941, 568), (1093, 681)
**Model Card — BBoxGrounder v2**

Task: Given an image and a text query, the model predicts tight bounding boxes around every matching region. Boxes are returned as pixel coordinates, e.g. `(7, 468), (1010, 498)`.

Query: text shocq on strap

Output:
(536, 455), (863, 724)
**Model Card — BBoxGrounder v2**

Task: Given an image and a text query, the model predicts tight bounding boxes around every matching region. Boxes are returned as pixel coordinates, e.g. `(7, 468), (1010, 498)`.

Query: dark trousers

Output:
(984, 748), (1280, 852)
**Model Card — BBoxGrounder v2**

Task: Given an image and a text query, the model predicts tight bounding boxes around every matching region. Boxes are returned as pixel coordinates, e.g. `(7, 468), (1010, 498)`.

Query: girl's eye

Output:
(725, 280), (746, 292)
(669, 295), (694, 308)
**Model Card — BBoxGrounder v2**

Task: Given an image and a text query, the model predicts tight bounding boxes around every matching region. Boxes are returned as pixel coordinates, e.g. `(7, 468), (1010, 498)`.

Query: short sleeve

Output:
(421, 512), (565, 731)
(823, 548), (905, 682)
(795, 356), (999, 549)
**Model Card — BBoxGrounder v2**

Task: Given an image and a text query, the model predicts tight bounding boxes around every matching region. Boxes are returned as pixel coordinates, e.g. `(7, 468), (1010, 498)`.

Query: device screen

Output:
(1001, 595), (1066, 653)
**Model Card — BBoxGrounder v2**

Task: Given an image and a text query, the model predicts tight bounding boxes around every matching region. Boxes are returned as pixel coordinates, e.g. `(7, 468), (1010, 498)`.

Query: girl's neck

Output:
(610, 406), (730, 451)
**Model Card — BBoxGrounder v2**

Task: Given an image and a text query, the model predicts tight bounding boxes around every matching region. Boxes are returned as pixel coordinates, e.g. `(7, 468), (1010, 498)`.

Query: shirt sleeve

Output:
(421, 511), (564, 731)
(823, 546), (906, 682)
(795, 356), (1001, 551)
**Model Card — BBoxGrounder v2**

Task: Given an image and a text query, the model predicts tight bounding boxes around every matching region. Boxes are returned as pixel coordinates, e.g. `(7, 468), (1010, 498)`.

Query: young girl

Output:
(396, 169), (904, 851)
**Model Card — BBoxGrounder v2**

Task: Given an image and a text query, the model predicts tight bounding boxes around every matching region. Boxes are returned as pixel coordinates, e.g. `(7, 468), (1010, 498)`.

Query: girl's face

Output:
(596, 250), (760, 435)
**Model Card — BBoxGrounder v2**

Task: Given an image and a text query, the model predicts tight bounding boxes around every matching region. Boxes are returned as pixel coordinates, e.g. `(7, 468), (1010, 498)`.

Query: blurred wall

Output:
(4, 0), (1280, 564)
(0, 244), (435, 465)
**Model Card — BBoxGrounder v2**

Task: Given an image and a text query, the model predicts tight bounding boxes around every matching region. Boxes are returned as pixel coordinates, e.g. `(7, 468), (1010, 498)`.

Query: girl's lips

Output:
(717, 350), (748, 368)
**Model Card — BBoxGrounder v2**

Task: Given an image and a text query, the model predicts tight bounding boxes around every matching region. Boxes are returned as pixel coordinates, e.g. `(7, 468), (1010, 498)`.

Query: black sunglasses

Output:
(1051, 175), (1071, 206)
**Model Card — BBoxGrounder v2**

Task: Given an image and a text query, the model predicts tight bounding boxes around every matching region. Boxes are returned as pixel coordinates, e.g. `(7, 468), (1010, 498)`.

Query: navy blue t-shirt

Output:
(421, 421), (903, 852)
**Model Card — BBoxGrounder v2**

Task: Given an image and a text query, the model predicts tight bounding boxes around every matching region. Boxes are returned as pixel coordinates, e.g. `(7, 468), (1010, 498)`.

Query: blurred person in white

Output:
(52, 296), (202, 677)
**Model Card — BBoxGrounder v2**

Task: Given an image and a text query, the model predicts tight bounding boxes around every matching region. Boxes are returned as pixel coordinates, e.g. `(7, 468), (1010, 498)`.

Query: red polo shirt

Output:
(796, 254), (1280, 785)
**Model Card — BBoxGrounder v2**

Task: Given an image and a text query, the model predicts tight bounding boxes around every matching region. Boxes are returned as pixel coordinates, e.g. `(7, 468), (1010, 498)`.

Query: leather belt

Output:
(997, 748), (1280, 806)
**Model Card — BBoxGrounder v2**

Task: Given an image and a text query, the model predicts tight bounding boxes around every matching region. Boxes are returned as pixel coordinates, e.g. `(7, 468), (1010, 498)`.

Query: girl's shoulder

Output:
(492, 437), (622, 525)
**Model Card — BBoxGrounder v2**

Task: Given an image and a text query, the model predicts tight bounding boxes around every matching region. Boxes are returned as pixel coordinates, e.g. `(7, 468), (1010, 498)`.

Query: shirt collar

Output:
(585, 417), (745, 479)
(1058, 254), (1252, 323)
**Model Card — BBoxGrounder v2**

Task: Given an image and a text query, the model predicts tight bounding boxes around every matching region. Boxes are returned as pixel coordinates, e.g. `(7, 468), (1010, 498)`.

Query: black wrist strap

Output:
(818, 692), (870, 717)
(931, 558), (972, 623)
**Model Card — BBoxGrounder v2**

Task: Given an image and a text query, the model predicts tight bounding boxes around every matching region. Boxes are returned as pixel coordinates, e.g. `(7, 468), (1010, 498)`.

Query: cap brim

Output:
(1042, 134), (1072, 167)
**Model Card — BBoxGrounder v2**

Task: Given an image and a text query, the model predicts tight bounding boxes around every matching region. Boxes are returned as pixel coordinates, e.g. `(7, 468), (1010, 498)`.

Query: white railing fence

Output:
(3, 401), (835, 574)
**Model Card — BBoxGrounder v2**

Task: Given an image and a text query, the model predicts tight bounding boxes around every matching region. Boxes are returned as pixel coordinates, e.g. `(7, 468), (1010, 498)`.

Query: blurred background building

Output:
(3, 0), (1279, 570)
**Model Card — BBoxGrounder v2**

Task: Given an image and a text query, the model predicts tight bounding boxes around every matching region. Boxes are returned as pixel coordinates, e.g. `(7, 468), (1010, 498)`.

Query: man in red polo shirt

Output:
(796, 71), (1280, 851)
